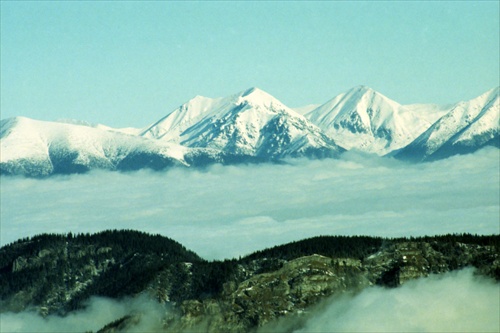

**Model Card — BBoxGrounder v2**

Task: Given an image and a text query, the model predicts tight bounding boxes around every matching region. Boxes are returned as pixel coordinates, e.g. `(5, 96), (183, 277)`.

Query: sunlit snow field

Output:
(1, 148), (499, 260)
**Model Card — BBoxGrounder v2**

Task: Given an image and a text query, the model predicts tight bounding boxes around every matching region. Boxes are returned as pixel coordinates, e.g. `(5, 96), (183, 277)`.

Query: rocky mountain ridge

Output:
(393, 87), (499, 161)
(1, 86), (498, 177)
(304, 85), (432, 155)
(1, 231), (498, 332)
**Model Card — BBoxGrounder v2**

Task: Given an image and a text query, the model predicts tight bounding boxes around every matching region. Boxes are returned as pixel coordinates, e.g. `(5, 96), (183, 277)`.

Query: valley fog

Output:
(1, 148), (499, 260)
(2, 269), (498, 333)
(291, 268), (500, 333)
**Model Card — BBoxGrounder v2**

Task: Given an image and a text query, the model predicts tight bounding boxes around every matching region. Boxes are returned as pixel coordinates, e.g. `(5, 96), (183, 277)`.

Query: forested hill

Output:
(0, 230), (202, 314)
(1, 230), (499, 332)
(244, 233), (500, 262)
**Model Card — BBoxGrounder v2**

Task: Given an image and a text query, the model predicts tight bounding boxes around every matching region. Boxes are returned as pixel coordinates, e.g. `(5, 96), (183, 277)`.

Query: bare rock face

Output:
(12, 256), (29, 272)
(155, 241), (499, 333)
(162, 255), (369, 333)
(363, 241), (448, 287)
(1, 232), (498, 333)
(222, 255), (366, 328)
(364, 241), (500, 287)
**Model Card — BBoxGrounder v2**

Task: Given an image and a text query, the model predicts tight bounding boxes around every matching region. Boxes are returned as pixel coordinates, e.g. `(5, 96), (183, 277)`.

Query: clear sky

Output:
(1, 1), (499, 128)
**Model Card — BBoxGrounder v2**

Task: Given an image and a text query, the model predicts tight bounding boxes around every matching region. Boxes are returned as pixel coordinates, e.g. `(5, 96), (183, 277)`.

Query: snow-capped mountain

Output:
(393, 88), (499, 161)
(292, 104), (321, 115)
(141, 87), (344, 158)
(304, 86), (435, 155)
(0, 117), (191, 176)
(1, 86), (498, 177)
(55, 118), (144, 136)
(403, 103), (451, 124)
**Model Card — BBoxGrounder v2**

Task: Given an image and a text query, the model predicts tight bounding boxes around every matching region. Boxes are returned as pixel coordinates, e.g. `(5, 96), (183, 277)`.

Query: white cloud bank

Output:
(1, 148), (499, 260)
(0, 294), (166, 332)
(294, 268), (500, 333)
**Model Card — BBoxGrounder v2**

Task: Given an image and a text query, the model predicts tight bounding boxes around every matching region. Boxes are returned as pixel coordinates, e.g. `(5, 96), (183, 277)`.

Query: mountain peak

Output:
(305, 85), (428, 155)
(183, 94), (218, 109)
(345, 85), (380, 98)
(235, 87), (284, 108)
(239, 87), (271, 100)
(241, 87), (261, 97)
(352, 85), (372, 92)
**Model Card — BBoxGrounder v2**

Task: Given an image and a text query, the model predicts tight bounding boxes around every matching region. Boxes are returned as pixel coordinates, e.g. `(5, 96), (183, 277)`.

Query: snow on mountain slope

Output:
(0, 117), (189, 176)
(292, 104), (321, 115)
(142, 87), (344, 158)
(403, 103), (451, 124)
(141, 95), (226, 142)
(2, 86), (498, 176)
(56, 119), (143, 136)
(394, 87), (499, 161)
(305, 86), (433, 155)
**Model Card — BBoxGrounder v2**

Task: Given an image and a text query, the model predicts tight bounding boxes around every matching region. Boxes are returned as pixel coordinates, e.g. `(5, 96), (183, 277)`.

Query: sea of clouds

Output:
(0, 148), (499, 332)
(1, 148), (498, 260)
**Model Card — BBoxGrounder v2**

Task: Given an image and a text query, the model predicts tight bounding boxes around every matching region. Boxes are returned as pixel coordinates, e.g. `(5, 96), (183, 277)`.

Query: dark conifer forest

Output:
(1, 230), (499, 315)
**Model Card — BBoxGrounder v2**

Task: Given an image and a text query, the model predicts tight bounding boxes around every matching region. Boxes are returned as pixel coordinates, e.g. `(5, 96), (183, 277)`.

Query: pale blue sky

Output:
(1, 1), (499, 128)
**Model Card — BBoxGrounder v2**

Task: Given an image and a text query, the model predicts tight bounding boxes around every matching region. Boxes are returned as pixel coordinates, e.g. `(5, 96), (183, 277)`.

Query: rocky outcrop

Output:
(1, 232), (498, 332)
(155, 241), (499, 333)
(164, 255), (369, 332)
(364, 241), (500, 287)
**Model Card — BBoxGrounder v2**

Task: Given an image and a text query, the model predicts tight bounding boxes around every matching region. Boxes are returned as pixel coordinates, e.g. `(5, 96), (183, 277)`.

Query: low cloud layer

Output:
(1, 148), (499, 259)
(294, 268), (500, 333)
(0, 294), (166, 332)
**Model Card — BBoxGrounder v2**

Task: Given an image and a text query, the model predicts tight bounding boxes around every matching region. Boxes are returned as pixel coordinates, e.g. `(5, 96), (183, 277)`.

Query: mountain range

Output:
(1, 86), (498, 176)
